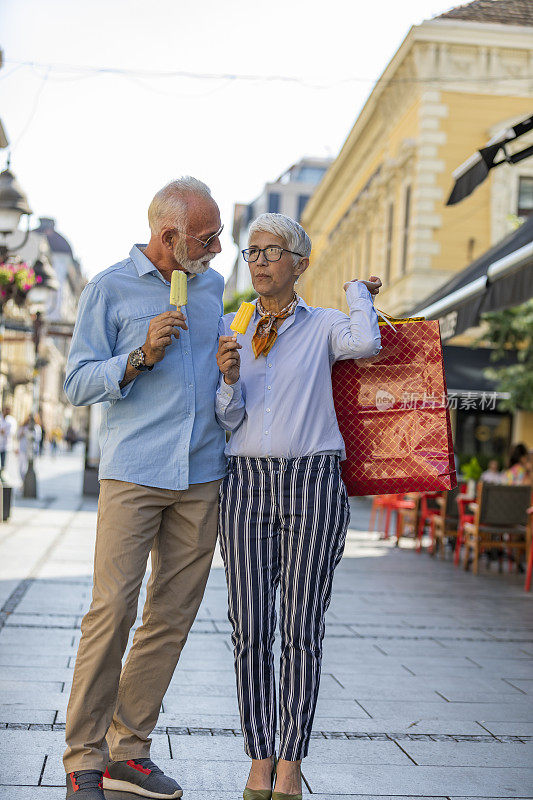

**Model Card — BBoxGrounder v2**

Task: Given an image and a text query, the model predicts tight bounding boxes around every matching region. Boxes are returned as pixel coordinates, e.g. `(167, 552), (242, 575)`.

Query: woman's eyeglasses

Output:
(242, 246), (304, 263)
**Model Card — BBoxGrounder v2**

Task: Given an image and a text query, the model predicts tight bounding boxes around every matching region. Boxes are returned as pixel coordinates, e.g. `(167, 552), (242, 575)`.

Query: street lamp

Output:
(22, 270), (58, 498)
(0, 165), (32, 262)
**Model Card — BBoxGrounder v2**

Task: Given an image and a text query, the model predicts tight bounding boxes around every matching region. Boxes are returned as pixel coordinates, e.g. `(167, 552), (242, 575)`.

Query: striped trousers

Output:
(219, 455), (350, 761)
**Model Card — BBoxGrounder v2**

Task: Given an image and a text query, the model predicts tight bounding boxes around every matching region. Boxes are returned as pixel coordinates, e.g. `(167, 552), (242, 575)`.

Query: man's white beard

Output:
(173, 240), (213, 275)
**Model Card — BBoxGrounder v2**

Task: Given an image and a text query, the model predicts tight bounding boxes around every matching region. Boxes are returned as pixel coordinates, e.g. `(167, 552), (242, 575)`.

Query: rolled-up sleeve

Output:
(64, 282), (135, 406)
(329, 281), (381, 362)
(215, 376), (245, 432)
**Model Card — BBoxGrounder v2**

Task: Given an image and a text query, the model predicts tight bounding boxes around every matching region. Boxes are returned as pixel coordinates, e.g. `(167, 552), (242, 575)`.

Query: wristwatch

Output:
(128, 347), (153, 372)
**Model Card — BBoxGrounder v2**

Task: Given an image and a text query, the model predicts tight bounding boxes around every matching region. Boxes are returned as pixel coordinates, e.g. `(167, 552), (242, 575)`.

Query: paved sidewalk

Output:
(1, 451), (532, 799)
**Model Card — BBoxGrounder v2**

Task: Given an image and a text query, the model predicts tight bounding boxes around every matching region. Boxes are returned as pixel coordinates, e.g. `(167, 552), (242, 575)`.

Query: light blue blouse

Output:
(215, 281), (381, 459)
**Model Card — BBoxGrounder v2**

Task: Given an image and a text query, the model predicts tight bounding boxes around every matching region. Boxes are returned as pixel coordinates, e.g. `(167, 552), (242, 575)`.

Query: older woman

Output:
(216, 213), (381, 800)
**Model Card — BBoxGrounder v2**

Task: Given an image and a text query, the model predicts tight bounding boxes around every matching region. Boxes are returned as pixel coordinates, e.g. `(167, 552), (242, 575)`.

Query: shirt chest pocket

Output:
(118, 306), (166, 351)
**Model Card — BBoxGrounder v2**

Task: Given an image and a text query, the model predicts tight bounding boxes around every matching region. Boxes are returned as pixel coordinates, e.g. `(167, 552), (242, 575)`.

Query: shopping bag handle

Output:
(376, 309), (397, 331)
(375, 307), (425, 331)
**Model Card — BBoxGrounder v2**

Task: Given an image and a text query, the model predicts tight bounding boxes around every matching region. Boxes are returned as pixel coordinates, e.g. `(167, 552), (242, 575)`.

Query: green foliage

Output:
(460, 456), (483, 481)
(456, 452), (497, 473)
(476, 298), (533, 412)
(224, 287), (258, 314)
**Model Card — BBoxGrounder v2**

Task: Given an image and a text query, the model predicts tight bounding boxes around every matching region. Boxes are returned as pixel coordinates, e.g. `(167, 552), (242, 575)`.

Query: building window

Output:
(517, 176), (533, 217)
(297, 194), (311, 221)
(268, 192), (280, 213)
(385, 202), (394, 283)
(401, 185), (411, 275)
(295, 166), (327, 184)
(246, 204), (255, 225)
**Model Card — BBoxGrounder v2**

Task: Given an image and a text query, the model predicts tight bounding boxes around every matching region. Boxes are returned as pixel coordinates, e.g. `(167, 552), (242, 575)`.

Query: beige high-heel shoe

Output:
(243, 755), (277, 800)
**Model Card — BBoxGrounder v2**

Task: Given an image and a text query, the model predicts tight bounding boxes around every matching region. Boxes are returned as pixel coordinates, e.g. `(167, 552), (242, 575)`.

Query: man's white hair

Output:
(148, 176), (212, 235)
(248, 213), (311, 265)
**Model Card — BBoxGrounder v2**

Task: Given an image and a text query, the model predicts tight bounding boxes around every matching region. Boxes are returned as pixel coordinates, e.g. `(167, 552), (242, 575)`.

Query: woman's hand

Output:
(344, 276), (382, 296)
(217, 336), (242, 386)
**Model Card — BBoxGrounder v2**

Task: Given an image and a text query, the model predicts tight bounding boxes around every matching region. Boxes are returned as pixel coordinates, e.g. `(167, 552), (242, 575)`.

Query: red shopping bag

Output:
(332, 314), (456, 496)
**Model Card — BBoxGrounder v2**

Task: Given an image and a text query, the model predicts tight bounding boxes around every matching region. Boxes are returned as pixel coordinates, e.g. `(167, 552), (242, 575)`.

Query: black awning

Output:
(446, 114), (533, 205)
(442, 346), (517, 396)
(411, 215), (533, 340)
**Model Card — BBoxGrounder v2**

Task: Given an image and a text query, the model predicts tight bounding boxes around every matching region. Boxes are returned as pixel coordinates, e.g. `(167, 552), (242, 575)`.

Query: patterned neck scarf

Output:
(251, 293), (299, 358)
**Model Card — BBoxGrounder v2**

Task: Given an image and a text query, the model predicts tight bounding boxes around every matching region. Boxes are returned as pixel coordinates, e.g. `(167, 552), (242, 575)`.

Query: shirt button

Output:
(265, 431), (269, 435)
(266, 408), (271, 413)
(189, 383), (193, 389)
(268, 363), (273, 368)
(267, 386), (271, 390)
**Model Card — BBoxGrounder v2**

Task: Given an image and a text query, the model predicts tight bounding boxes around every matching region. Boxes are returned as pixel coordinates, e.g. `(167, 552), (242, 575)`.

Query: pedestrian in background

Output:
(216, 212), (382, 799)
(1, 406), (17, 478)
(502, 443), (532, 485)
(62, 177), (225, 800)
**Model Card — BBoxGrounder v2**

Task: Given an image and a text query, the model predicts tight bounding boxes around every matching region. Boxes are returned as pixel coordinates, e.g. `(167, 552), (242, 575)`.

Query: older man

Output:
(63, 177), (225, 800)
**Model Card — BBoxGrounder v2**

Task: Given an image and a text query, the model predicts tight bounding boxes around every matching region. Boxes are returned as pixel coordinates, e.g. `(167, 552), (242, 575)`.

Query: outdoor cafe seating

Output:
(462, 483), (532, 575)
(370, 483), (533, 591)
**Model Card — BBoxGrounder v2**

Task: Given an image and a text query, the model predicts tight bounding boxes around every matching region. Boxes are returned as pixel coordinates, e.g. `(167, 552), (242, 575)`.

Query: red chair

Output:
(370, 494), (416, 540)
(416, 492), (443, 552)
(369, 495), (394, 535)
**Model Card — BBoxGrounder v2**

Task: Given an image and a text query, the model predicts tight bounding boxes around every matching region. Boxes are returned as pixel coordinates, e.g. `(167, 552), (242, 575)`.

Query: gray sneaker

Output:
(103, 758), (183, 798)
(66, 771), (104, 799)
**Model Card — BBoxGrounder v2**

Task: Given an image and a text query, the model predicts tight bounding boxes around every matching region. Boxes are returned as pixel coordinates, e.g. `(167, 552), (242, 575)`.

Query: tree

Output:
(224, 287), (257, 314)
(477, 298), (533, 412)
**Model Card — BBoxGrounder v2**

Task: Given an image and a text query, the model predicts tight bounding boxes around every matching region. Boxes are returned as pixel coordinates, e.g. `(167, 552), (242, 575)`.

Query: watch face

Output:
(130, 348), (145, 368)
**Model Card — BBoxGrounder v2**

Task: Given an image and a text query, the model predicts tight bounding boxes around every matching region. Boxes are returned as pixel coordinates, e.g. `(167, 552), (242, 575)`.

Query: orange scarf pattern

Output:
(251, 294), (299, 358)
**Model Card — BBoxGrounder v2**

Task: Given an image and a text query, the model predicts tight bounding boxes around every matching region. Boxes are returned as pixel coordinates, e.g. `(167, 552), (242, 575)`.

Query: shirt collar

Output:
(130, 245), (198, 282)
(130, 245), (158, 277)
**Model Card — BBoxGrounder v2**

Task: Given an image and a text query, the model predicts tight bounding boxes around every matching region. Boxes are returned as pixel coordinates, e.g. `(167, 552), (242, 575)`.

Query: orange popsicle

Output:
(230, 302), (255, 339)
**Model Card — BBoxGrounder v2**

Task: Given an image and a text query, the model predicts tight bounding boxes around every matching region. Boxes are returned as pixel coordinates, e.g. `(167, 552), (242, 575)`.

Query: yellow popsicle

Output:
(170, 270), (187, 307)
(230, 302), (255, 337)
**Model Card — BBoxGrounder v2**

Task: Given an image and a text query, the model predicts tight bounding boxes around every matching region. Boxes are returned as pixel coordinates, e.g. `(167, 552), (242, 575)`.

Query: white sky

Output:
(0, 0), (457, 281)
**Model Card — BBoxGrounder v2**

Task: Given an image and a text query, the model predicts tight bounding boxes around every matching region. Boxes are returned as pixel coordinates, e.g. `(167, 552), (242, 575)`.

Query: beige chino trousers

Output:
(63, 477), (221, 773)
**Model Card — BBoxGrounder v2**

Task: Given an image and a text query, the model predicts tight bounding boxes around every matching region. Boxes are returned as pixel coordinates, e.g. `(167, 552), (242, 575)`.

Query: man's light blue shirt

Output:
(64, 245), (226, 490)
(215, 282), (381, 459)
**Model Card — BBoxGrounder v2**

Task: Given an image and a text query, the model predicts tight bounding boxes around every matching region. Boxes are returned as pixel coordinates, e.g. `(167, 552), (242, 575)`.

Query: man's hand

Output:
(217, 336), (241, 386)
(344, 276), (382, 296)
(143, 310), (188, 366)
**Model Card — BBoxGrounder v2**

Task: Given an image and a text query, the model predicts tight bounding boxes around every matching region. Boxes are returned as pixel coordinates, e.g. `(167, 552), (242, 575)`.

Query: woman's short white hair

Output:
(148, 176), (212, 235)
(249, 213), (312, 264)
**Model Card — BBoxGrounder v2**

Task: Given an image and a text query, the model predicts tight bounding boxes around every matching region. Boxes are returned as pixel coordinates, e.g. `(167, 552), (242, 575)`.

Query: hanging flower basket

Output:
(0, 258), (42, 311)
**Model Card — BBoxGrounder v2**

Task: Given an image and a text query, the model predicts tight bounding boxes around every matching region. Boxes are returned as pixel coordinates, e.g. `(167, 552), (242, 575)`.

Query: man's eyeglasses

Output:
(173, 223), (224, 249)
(242, 246), (304, 263)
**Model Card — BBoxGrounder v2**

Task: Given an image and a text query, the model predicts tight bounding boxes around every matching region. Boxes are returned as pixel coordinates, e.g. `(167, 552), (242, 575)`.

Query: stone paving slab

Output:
(301, 763), (533, 795)
(355, 699), (533, 721)
(0, 707), (56, 724)
(1, 728), (171, 760)
(480, 721), (533, 737)
(398, 740), (533, 767)
(470, 659), (533, 678)
(0, 752), (46, 785)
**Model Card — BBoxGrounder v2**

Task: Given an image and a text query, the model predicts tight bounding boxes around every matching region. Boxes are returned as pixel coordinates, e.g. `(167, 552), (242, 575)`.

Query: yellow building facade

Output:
(299, 5), (533, 317)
